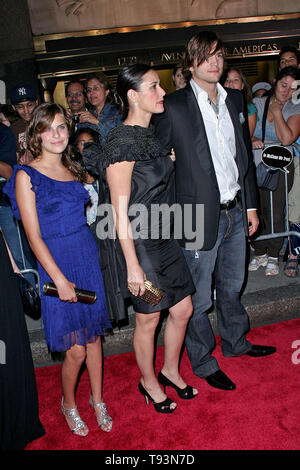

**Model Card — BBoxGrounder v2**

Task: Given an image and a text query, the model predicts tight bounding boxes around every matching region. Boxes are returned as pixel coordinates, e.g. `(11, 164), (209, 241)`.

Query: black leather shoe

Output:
(245, 344), (276, 357)
(204, 370), (236, 391)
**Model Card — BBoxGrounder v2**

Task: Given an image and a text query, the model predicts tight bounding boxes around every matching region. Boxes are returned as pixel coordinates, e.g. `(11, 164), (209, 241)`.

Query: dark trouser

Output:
(253, 163), (294, 258)
(183, 205), (251, 378)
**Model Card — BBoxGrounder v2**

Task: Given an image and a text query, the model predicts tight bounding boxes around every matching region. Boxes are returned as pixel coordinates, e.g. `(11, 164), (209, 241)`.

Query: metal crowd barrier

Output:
(254, 168), (300, 252)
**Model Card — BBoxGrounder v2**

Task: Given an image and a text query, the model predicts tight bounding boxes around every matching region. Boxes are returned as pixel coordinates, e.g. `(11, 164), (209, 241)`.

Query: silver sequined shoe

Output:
(89, 395), (113, 432)
(61, 397), (89, 437)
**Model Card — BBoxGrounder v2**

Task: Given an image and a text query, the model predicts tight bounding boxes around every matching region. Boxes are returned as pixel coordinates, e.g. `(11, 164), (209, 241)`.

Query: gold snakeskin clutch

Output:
(138, 280), (163, 306)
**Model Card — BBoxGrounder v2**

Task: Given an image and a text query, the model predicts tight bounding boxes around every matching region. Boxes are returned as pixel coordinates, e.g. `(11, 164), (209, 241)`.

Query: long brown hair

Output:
(26, 102), (86, 182)
(221, 67), (252, 104)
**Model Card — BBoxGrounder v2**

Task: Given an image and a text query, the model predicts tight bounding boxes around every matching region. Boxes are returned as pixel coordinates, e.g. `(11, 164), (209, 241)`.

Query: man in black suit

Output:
(155, 31), (276, 391)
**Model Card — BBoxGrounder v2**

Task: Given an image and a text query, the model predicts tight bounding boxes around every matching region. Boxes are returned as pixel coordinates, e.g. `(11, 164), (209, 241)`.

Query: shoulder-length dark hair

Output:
(183, 31), (224, 72)
(221, 67), (252, 103)
(274, 65), (300, 86)
(85, 72), (114, 104)
(115, 63), (152, 117)
(26, 102), (86, 182)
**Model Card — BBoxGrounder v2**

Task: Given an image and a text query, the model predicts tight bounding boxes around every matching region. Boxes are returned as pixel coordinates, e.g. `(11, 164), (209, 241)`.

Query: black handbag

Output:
(15, 273), (41, 318)
(256, 161), (280, 191)
(255, 95), (280, 191)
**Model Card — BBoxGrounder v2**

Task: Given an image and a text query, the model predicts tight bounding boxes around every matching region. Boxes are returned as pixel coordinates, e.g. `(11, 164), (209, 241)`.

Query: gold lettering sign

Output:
(161, 52), (184, 62)
(117, 56), (137, 66)
(225, 42), (279, 57)
(115, 40), (296, 68)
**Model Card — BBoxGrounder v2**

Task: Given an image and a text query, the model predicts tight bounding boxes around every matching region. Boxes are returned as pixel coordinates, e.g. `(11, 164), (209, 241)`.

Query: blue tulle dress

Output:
(4, 165), (111, 352)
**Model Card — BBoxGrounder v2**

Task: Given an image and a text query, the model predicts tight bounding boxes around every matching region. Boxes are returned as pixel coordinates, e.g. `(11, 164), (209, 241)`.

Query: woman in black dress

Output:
(0, 228), (45, 449)
(103, 64), (198, 413)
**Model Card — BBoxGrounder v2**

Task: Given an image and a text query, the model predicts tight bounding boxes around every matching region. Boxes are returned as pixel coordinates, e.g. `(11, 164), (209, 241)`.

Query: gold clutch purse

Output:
(138, 280), (163, 306)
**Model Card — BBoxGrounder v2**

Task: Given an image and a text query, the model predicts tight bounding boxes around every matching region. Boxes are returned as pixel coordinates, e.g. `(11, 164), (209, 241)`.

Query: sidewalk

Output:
(29, 258), (300, 367)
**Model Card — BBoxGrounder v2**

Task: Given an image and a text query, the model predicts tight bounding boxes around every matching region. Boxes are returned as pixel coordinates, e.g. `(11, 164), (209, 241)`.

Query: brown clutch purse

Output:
(138, 280), (163, 306)
(43, 282), (97, 304)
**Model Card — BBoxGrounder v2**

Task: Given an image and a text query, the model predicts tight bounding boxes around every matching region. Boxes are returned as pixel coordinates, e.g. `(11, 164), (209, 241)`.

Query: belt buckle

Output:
(221, 197), (235, 211)
(224, 200), (232, 210)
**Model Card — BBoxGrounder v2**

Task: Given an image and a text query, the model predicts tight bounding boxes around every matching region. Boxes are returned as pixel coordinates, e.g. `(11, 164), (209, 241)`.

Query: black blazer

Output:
(154, 83), (258, 251)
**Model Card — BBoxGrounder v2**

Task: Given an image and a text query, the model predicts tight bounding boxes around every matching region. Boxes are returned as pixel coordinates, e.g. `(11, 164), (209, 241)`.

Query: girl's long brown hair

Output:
(26, 102), (86, 182)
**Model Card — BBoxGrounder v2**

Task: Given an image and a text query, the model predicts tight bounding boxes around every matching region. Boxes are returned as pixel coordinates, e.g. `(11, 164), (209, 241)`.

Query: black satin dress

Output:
(101, 125), (195, 314)
(0, 231), (45, 449)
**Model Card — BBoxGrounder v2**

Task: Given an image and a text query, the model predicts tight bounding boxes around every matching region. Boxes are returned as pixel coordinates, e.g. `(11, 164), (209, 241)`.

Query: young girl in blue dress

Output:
(4, 103), (112, 437)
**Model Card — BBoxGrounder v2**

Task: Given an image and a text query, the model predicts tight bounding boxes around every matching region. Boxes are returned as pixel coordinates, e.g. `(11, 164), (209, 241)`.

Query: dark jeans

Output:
(183, 205), (251, 378)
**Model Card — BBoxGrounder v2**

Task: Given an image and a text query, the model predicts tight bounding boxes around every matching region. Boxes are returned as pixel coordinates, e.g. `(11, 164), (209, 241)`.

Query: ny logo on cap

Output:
(18, 87), (27, 96)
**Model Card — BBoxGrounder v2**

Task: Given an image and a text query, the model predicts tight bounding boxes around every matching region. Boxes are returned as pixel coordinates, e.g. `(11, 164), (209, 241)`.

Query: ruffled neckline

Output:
(118, 124), (154, 134)
(102, 124), (167, 168)
(106, 123), (158, 142)
(3, 164), (89, 222)
(17, 165), (78, 183)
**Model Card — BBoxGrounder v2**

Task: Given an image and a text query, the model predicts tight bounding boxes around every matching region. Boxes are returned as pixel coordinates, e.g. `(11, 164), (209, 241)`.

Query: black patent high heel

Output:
(158, 371), (198, 400)
(138, 382), (176, 413)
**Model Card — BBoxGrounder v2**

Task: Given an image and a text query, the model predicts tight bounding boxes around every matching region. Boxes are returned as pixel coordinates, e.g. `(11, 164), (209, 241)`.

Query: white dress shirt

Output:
(190, 79), (240, 203)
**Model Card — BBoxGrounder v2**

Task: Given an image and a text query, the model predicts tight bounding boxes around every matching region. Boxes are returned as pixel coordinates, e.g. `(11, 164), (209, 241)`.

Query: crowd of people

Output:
(1, 32), (300, 448)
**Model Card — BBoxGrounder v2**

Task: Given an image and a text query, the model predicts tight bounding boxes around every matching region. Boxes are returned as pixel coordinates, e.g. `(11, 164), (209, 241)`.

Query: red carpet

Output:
(26, 319), (300, 450)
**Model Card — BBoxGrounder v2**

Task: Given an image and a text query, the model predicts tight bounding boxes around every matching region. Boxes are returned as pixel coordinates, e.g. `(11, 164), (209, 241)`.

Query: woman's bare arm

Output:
(15, 170), (77, 302)
(269, 102), (300, 145)
(0, 161), (13, 180)
(106, 161), (146, 297)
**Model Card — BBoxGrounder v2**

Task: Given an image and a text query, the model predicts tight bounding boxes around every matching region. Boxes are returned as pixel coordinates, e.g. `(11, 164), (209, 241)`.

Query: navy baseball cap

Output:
(10, 84), (37, 105)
